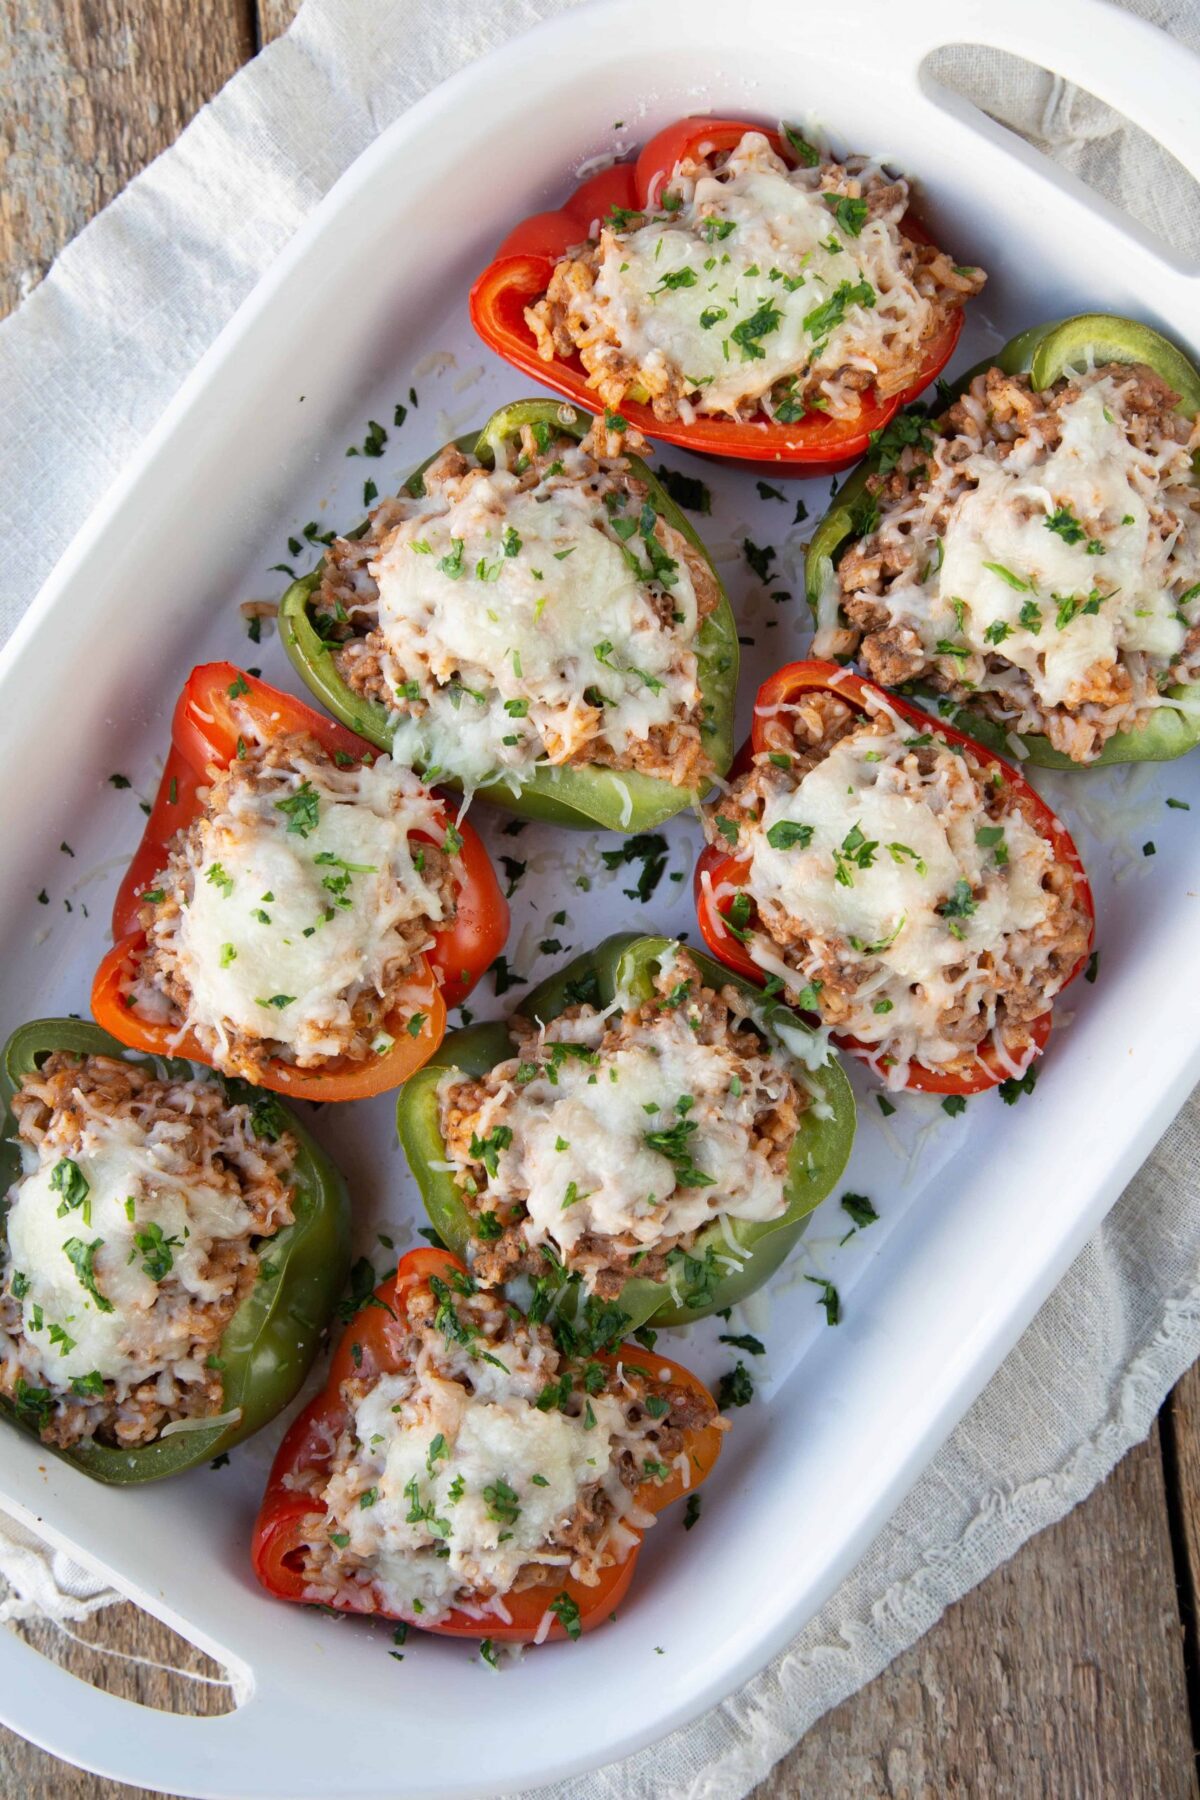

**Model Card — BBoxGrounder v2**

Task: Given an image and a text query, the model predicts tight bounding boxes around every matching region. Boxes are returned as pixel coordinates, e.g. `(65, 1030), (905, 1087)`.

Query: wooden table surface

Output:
(2, 5), (1199, 1795)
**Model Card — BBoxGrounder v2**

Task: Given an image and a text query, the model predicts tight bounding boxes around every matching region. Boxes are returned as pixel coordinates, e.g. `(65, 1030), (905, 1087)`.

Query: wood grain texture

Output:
(0, 0), (254, 320)
(752, 1429), (1197, 1800)
(1, 4), (1198, 1797)
(256, 0), (300, 43)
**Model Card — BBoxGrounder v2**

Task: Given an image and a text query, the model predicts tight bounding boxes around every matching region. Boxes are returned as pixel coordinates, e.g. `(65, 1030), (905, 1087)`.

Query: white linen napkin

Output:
(1, 3), (1198, 1794)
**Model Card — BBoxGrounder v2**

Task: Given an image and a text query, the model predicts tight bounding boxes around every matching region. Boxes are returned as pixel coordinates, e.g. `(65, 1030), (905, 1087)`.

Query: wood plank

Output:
(0, 0), (255, 320)
(754, 1427), (1197, 1799)
(1166, 1361), (1200, 1691)
(257, 0), (300, 43)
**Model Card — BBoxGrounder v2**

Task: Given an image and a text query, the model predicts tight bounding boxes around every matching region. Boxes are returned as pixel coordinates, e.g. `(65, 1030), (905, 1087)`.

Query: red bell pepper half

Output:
(694, 661), (1095, 1095)
(469, 118), (966, 472)
(252, 1247), (724, 1641)
(91, 665), (508, 1102)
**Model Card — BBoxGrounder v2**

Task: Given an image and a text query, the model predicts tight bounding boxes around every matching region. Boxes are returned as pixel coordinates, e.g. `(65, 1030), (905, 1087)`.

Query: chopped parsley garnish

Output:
(275, 781), (320, 837)
(437, 538), (465, 579)
(644, 1114), (715, 1188)
(983, 561), (1030, 592)
(655, 467), (712, 514)
(50, 1158), (90, 1222)
(742, 538), (776, 582)
(469, 1125), (514, 1179)
(717, 1363), (754, 1410)
(1044, 503), (1084, 544)
(718, 1332), (766, 1356)
(938, 879), (977, 922)
(821, 192), (868, 236)
(867, 409), (934, 476)
(765, 820), (813, 851)
(998, 1066), (1038, 1106)
(941, 1095), (967, 1118)
(132, 1222), (180, 1282)
(1018, 600), (1043, 634)
(347, 419), (387, 458)
(805, 1274), (841, 1325)
(600, 833), (669, 905)
(483, 1478), (521, 1525)
(833, 821), (878, 887)
(728, 301), (783, 361)
(650, 267), (698, 296)
(840, 1192), (879, 1230)
(489, 954), (526, 996)
(803, 278), (875, 344)
(781, 122), (820, 166)
(63, 1237), (112, 1312)
(683, 1494), (703, 1530)
(549, 1592), (582, 1640)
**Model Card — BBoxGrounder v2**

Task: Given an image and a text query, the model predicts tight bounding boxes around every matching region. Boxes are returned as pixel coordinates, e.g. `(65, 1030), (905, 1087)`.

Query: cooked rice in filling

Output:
(703, 693), (1091, 1085)
(436, 950), (805, 1300)
(526, 130), (985, 425)
(0, 1054), (294, 1448)
(287, 1276), (718, 1627)
(311, 418), (719, 793)
(823, 363), (1200, 762)
(129, 730), (454, 1082)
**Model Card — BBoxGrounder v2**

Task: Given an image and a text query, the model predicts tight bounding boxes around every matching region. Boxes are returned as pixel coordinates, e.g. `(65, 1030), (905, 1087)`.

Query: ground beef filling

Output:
(706, 694), (1091, 1079)
(833, 364), (1200, 761)
(290, 1280), (719, 1620)
(133, 731), (454, 1083)
(526, 136), (984, 425)
(0, 1054), (294, 1449)
(311, 420), (719, 790)
(438, 952), (805, 1300)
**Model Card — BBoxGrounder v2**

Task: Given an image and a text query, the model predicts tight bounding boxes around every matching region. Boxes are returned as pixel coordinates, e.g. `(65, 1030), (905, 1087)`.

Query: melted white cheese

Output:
(370, 457), (698, 789)
(5, 1116), (254, 1390)
(747, 726), (1055, 1068)
(450, 1005), (792, 1262)
(870, 373), (1200, 722)
(583, 133), (929, 420)
(167, 755), (445, 1064)
(339, 1371), (625, 1623)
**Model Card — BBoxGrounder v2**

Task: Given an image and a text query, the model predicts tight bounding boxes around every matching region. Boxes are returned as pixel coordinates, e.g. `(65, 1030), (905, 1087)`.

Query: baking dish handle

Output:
(905, 0), (1200, 195)
(0, 1621), (292, 1795)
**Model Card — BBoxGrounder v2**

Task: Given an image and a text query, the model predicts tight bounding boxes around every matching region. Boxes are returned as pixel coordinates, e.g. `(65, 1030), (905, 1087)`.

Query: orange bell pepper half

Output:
(91, 664), (508, 1101)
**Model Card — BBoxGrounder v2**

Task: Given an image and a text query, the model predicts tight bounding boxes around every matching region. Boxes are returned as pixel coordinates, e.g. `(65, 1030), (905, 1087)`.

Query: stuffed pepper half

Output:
(696, 664), (1094, 1095)
(252, 1247), (723, 1642)
(471, 118), (985, 469)
(0, 1019), (349, 1482)
(807, 313), (1200, 765)
(91, 666), (508, 1101)
(398, 934), (855, 1329)
(279, 400), (737, 830)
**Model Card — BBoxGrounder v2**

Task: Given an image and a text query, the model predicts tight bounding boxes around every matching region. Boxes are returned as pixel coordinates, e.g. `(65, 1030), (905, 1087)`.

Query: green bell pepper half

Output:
(805, 313), (1200, 767)
(278, 399), (738, 829)
(0, 1018), (351, 1484)
(397, 932), (856, 1330)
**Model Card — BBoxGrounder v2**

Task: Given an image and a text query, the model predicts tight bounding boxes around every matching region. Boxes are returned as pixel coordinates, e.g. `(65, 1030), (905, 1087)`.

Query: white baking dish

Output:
(1, 0), (1199, 1793)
